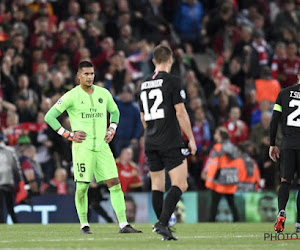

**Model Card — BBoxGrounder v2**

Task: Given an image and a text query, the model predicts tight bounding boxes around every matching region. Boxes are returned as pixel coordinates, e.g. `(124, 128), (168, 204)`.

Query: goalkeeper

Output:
(44, 61), (142, 234)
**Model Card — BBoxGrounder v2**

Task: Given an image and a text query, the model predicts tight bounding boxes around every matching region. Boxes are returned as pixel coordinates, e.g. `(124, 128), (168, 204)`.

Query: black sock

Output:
(297, 184), (300, 223)
(152, 190), (164, 219)
(159, 186), (182, 226)
(278, 182), (291, 212)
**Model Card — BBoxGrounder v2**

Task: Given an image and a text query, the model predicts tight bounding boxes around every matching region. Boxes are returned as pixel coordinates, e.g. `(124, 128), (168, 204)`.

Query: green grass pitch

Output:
(0, 223), (299, 249)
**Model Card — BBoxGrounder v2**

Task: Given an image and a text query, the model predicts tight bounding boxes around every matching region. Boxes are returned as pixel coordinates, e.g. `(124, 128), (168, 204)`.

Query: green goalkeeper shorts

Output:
(72, 142), (118, 183)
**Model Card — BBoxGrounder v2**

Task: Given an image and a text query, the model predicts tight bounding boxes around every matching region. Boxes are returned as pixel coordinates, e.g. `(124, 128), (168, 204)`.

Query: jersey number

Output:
(140, 89), (165, 121)
(287, 99), (300, 127)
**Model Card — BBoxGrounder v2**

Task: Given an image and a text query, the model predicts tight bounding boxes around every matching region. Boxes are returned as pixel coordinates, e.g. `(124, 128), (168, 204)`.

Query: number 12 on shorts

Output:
(77, 163), (86, 172)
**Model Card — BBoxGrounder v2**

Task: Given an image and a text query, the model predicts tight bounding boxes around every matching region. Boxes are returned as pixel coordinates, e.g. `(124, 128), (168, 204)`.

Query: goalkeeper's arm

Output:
(44, 107), (86, 143)
(105, 108), (119, 143)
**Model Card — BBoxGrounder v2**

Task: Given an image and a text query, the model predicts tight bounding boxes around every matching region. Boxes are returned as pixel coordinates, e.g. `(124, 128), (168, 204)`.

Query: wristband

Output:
(57, 127), (74, 141)
(109, 123), (117, 130)
(57, 127), (65, 136)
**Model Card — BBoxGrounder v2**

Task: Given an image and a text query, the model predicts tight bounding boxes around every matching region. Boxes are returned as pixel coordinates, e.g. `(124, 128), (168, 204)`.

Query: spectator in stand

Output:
(271, 42), (286, 79)
(140, 0), (171, 44)
(223, 56), (246, 102)
(0, 98), (17, 130)
(255, 66), (281, 105)
(232, 26), (252, 62)
(115, 24), (133, 56)
(31, 111), (56, 183)
(105, 51), (131, 96)
(189, 106), (211, 189)
(116, 147), (143, 193)
(1, 55), (17, 103)
(250, 99), (272, 128)
(173, 0), (204, 51)
(30, 60), (52, 101)
(113, 85), (142, 157)
(222, 106), (249, 145)
(43, 71), (69, 104)
(213, 19), (241, 57)
(250, 111), (281, 190)
(14, 74), (39, 120)
(206, 1), (234, 45)
(2, 111), (22, 146)
(43, 168), (71, 195)
(248, 29), (273, 79)
(11, 33), (31, 76)
(277, 41), (300, 88)
(19, 144), (42, 196)
(273, 0), (300, 41)
(209, 83), (240, 126)
(11, 6), (29, 39)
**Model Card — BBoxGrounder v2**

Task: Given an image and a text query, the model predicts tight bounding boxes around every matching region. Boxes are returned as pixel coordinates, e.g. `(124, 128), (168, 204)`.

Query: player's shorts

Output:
(72, 142), (118, 183)
(280, 149), (300, 181)
(145, 147), (187, 172)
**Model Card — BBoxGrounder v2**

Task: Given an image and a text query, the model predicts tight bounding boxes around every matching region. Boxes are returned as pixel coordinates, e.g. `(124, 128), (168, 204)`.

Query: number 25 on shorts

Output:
(77, 163), (86, 172)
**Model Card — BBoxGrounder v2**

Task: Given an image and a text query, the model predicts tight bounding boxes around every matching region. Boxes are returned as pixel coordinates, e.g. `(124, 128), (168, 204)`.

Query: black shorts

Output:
(145, 147), (187, 172)
(280, 149), (300, 181)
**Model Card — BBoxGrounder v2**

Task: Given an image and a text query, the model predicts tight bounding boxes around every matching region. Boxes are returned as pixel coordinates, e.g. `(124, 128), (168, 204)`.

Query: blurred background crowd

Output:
(1, 0), (298, 201)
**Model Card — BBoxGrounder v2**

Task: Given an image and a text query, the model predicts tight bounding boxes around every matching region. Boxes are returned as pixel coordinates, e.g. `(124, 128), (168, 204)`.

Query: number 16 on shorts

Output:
(77, 163), (86, 177)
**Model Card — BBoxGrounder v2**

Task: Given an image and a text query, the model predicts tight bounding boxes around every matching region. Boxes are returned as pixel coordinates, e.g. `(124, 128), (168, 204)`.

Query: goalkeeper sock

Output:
(109, 184), (128, 227)
(159, 186), (182, 226)
(75, 182), (89, 224)
(278, 182), (291, 211)
(152, 190), (164, 219)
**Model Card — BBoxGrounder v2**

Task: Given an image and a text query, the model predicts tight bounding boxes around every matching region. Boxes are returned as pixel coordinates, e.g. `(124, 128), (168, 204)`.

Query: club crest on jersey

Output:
(56, 98), (63, 105)
(98, 98), (103, 103)
(180, 90), (186, 99)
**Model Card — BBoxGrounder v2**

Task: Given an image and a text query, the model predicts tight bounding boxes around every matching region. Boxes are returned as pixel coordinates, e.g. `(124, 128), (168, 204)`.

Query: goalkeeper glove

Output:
(57, 127), (86, 143)
(105, 123), (117, 143)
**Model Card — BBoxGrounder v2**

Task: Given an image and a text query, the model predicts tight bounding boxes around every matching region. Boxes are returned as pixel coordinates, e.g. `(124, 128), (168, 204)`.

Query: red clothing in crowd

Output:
(277, 57), (300, 88)
(116, 160), (142, 193)
(222, 119), (248, 145)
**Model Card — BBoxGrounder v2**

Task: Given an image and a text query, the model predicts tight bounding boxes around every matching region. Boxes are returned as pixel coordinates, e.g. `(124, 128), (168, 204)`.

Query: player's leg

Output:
(153, 149), (187, 240)
(147, 150), (165, 219)
(296, 179), (300, 233)
(150, 169), (165, 219)
(275, 149), (295, 232)
(159, 159), (188, 226)
(73, 144), (94, 234)
(96, 143), (141, 233)
(295, 150), (300, 232)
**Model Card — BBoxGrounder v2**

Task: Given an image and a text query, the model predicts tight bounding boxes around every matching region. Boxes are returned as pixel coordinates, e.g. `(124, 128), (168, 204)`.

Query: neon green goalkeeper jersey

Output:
(54, 85), (118, 151)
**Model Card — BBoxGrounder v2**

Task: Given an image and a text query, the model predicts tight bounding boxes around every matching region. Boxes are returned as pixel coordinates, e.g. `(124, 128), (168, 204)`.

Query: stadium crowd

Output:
(1, 0), (299, 202)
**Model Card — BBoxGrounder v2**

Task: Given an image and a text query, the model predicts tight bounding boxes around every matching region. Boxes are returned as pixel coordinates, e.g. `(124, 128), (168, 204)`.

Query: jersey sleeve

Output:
(172, 76), (186, 105)
(273, 90), (282, 113)
(54, 91), (73, 113)
(137, 88), (144, 113)
(106, 90), (118, 113)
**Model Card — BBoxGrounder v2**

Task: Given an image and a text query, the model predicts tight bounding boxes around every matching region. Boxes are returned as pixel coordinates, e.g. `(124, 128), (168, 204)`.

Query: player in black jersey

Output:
(138, 45), (196, 240)
(269, 75), (300, 233)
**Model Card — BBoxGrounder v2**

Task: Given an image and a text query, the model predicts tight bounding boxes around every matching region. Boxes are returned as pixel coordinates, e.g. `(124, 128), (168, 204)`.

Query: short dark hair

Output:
(218, 127), (229, 141)
(78, 61), (94, 71)
(153, 45), (172, 64)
